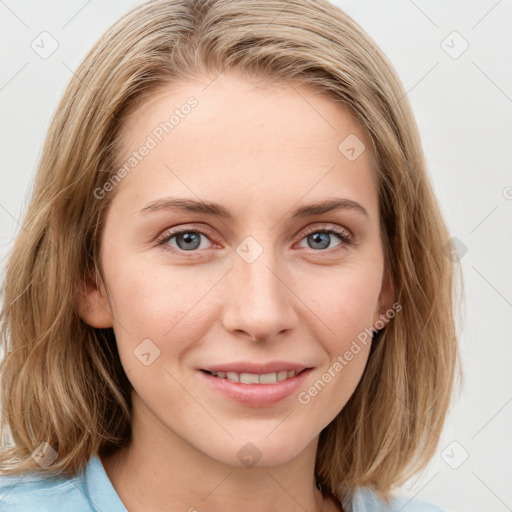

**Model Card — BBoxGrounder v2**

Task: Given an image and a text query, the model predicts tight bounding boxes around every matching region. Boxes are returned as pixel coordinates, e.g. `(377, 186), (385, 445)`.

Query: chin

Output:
(207, 432), (313, 468)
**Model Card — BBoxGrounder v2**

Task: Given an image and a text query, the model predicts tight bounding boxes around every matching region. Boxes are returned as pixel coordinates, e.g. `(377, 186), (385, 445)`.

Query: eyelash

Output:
(156, 224), (353, 256)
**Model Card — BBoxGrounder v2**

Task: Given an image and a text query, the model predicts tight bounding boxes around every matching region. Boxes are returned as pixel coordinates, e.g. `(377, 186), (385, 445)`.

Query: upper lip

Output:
(200, 361), (313, 374)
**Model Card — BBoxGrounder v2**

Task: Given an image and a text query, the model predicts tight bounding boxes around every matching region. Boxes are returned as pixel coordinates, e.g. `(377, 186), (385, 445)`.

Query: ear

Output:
(76, 270), (114, 329)
(372, 265), (396, 327)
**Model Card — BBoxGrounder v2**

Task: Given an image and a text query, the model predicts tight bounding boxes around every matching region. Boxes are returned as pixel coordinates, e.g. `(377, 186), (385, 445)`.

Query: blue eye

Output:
(156, 225), (352, 256)
(158, 229), (213, 253)
(297, 228), (351, 251)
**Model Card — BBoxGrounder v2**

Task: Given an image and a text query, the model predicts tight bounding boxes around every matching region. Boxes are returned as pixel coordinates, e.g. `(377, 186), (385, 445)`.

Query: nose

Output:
(220, 248), (298, 342)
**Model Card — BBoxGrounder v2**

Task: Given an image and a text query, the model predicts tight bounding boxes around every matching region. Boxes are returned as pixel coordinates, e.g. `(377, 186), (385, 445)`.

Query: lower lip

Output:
(198, 369), (313, 407)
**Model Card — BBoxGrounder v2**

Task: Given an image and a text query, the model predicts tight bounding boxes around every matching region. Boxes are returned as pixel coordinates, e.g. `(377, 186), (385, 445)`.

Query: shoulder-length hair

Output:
(0, 0), (463, 506)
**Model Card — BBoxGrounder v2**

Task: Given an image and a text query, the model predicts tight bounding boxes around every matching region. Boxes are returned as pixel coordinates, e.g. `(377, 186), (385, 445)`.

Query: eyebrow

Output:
(139, 196), (368, 218)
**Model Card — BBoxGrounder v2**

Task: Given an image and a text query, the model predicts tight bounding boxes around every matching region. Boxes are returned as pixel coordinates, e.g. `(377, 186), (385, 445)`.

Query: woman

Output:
(0, 1), (462, 510)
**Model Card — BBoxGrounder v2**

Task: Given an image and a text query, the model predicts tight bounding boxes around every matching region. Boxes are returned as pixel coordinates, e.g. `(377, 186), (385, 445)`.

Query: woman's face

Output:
(81, 72), (394, 467)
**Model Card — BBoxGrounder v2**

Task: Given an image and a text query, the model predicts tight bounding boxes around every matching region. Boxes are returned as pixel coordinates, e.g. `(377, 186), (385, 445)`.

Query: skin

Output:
(78, 71), (394, 512)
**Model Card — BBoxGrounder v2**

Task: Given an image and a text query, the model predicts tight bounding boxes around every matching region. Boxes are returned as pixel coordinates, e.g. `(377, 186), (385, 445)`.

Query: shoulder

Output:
(347, 486), (450, 512)
(0, 469), (91, 512)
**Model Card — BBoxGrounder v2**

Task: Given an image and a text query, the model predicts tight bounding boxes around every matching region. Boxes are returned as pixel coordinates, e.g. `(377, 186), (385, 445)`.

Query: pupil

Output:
(178, 232), (200, 250)
(309, 232), (329, 250)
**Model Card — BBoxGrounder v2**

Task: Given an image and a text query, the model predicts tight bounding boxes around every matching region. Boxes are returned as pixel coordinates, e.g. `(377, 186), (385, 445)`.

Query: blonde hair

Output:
(0, 0), (463, 506)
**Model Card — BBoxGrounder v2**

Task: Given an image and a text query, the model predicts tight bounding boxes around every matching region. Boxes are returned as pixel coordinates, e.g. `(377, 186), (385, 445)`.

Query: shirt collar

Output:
(82, 453), (128, 512)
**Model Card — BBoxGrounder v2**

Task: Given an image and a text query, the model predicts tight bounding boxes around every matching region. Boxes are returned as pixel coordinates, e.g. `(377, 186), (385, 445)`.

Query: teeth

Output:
(226, 372), (239, 382)
(210, 370), (298, 384)
(277, 370), (289, 381)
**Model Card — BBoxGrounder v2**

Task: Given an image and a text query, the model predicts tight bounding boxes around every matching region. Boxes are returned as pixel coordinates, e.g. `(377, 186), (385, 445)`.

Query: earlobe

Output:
(76, 273), (114, 329)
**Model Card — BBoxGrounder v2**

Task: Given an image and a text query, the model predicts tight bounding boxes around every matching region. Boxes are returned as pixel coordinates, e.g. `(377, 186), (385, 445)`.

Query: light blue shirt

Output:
(0, 453), (448, 511)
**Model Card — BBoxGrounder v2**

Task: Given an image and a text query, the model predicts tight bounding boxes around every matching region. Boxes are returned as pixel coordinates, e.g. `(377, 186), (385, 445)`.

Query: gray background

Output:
(1, 1), (511, 511)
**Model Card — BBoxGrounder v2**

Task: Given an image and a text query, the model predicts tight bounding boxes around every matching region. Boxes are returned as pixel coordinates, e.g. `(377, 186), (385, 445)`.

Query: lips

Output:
(198, 366), (314, 407)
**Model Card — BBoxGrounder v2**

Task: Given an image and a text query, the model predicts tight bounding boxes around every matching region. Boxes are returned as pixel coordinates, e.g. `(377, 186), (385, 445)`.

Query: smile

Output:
(198, 367), (313, 407)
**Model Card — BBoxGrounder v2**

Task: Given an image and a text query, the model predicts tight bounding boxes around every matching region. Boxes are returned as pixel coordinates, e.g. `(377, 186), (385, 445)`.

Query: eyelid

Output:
(299, 223), (352, 241)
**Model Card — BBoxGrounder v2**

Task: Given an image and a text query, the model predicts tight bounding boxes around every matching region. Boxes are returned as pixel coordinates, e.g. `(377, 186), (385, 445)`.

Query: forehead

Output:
(111, 73), (379, 221)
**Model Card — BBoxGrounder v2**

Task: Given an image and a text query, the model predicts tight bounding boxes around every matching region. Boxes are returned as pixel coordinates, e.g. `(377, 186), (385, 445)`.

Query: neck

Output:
(100, 393), (340, 512)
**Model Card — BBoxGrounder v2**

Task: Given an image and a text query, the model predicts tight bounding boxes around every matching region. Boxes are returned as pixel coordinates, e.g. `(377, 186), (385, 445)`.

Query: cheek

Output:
(302, 259), (383, 343)
(105, 254), (218, 358)
(295, 265), (379, 417)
